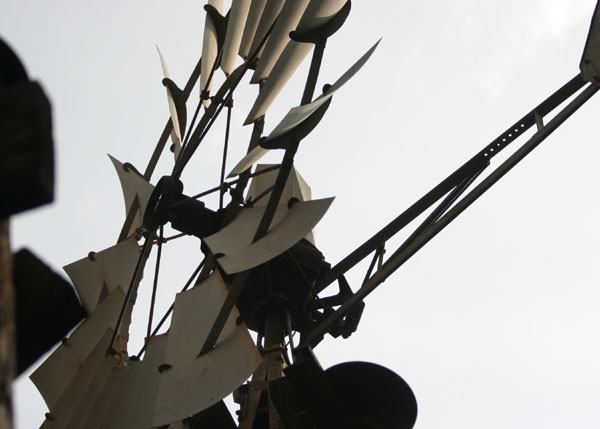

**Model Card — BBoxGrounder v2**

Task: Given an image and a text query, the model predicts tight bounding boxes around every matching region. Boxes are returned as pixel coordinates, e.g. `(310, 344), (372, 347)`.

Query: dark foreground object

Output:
(13, 249), (86, 374)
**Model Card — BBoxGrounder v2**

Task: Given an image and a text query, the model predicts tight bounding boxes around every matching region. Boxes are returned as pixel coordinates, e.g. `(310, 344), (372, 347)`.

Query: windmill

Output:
(4, 0), (600, 428)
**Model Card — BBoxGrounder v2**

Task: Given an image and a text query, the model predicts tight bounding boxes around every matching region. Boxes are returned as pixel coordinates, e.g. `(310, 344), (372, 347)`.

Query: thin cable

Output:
(181, 165), (281, 203)
(147, 225), (164, 339)
(220, 102), (232, 209)
(180, 100), (203, 154)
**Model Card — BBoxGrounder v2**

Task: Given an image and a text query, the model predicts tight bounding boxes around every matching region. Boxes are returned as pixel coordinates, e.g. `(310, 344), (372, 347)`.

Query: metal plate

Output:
(204, 197), (333, 274)
(221, 0), (252, 74)
(84, 335), (169, 429)
(109, 155), (154, 236)
(246, 164), (315, 243)
(200, 0), (224, 106)
(245, 0), (347, 124)
(157, 46), (182, 159)
(39, 329), (115, 428)
(247, 0), (286, 59)
(250, 0), (310, 83)
(238, 0), (267, 59)
(246, 164), (312, 205)
(228, 144), (269, 177)
(30, 288), (125, 410)
(153, 272), (261, 426)
(63, 238), (140, 313)
(266, 93), (333, 140)
(316, 38), (380, 102)
(245, 41), (313, 124)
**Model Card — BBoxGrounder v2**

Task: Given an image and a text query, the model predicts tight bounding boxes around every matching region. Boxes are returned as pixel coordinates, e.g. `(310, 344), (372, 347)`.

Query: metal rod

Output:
(181, 164), (280, 203)
(301, 81), (598, 349)
(317, 73), (587, 292)
(143, 56), (204, 181)
(362, 246), (383, 286)
(247, 184), (275, 206)
(136, 258), (205, 357)
(188, 123), (270, 358)
(174, 18), (277, 178)
(109, 232), (153, 351)
(147, 225), (164, 339)
(301, 38), (327, 105)
(386, 167), (486, 266)
(220, 103), (232, 209)
(253, 148), (297, 242)
(180, 100), (203, 154)
(196, 17), (320, 353)
(118, 57), (204, 242)
(252, 35), (329, 242)
(198, 270), (250, 356)
(173, 74), (240, 178)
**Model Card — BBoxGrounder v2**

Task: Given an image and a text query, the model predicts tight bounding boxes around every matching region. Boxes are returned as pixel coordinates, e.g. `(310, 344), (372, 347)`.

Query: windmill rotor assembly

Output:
(3, 1), (600, 428)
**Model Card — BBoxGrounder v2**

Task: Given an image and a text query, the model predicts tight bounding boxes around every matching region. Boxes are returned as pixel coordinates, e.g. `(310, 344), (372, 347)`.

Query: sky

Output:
(2, 1), (600, 428)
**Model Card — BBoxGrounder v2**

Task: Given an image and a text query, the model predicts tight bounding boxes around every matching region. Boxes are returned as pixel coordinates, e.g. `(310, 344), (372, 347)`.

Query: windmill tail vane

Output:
(1, 1), (598, 428)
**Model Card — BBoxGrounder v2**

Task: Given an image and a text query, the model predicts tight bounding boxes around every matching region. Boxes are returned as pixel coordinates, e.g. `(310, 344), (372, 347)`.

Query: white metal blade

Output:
(63, 238), (140, 313)
(221, 0), (252, 75)
(204, 197), (334, 273)
(31, 289), (125, 410)
(247, 0), (285, 59)
(157, 46), (183, 159)
(238, 0), (267, 59)
(245, 0), (347, 124)
(227, 144), (269, 177)
(39, 329), (115, 428)
(250, 0), (310, 83)
(109, 155), (154, 237)
(83, 335), (169, 429)
(153, 272), (261, 426)
(200, 0), (225, 106)
(247, 164), (316, 243)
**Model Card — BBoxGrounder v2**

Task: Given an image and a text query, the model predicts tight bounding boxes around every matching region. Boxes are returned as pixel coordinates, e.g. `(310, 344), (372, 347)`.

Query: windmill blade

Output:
(228, 144), (269, 178)
(39, 329), (115, 428)
(245, 42), (312, 124)
(250, 0), (310, 83)
(60, 347), (118, 429)
(82, 335), (168, 429)
(247, 0), (285, 60)
(246, 164), (312, 206)
(157, 46), (184, 159)
(200, 0), (225, 106)
(30, 288), (125, 410)
(580, 0), (600, 83)
(265, 94), (332, 142)
(238, 0), (267, 59)
(204, 197), (333, 274)
(109, 155), (154, 237)
(230, 96), (332, 177)
(231, 39), (377, 176)
(221, 0), (252, 75)
(153, 271), (262, 427)
(314, 38), (380, 101)
(244, 0), (347, 124)
(63, 238), (140, 313)
(246, 164), (315, 243)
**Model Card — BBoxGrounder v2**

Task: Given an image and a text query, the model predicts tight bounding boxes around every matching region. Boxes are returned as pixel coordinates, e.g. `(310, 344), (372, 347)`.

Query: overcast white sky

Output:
(2, 1), (600, 428)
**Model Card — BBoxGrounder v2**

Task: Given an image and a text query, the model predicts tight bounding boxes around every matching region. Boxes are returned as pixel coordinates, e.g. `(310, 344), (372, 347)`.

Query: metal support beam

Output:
(302, 80), (598, 349)
(316, 74), (586, 293)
